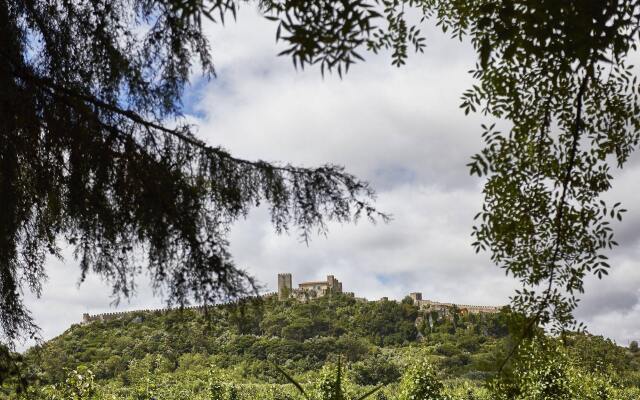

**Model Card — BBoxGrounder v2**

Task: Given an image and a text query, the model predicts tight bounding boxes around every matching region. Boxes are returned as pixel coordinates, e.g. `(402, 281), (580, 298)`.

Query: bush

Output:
(436, 343), (460, 357)
(488, 338), (590, 400)
(41, 366), (97, 400)
(350, 353), (401, 386)
(398, 359), (446, 400)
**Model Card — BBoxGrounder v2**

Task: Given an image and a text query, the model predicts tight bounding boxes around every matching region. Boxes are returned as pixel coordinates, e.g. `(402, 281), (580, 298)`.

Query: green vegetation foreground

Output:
(7, 295), (640, 399)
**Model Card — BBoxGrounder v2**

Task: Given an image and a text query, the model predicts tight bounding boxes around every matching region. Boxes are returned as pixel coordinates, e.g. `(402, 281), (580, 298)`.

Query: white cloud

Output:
(228, 183), (515, 304)
(21, 6), (640, 350)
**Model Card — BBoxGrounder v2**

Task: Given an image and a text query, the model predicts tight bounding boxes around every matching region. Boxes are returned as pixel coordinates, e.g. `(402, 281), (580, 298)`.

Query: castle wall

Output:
(81, 293), (278, 325)
(416, 298), (501, 314)
(81, 273), (502, 325)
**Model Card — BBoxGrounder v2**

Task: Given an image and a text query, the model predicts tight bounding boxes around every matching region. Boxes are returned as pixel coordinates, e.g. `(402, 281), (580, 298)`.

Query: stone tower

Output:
(278, 273), (292, 300)
(409, 292), (423, 302)
(326, 275), (343, 293)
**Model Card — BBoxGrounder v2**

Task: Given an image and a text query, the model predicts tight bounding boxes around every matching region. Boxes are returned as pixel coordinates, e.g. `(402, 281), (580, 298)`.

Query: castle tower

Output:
(326, 275), (342, 294)
(278, 273), (292, 300)
(327, 275), (335, 292)
(409, 292), (423, 302)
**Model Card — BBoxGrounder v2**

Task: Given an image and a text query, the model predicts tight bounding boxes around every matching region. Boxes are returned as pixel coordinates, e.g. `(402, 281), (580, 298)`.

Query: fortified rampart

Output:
(80, 273), (502, 324)
(82, 305), (206, 324)
(408, 292), (501, 314)
(81, 292), (278, 324)
(277, 273), (502, 313)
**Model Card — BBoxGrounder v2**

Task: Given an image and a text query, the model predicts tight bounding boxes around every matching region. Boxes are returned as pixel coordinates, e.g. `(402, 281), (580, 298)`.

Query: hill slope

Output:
(26, 295), (510, 382)
(16, 294), (640, 399)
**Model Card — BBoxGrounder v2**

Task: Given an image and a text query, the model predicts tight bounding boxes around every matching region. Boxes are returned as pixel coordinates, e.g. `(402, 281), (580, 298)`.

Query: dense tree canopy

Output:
(3, 0), (640, 347)
(0, 0), (399, 343)
(7, 295), (639, 398)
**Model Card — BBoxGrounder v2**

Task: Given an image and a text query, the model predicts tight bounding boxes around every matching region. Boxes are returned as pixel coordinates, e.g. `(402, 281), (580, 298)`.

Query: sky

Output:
(22, 6), (640, 350)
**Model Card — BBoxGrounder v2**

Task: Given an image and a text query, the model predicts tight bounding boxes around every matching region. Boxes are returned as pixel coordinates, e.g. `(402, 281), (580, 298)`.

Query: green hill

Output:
(25, 295), (508, 383)
(10, 294), (640, 399)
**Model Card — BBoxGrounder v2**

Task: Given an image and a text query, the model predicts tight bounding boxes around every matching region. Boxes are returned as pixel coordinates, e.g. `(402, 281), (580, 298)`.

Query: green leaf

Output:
(354, 384), (384, 400)
(272, 363), (310, 399)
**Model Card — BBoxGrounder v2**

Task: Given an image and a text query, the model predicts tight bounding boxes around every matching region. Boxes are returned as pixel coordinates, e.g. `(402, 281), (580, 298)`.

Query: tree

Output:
(489, 338), (577, 400)
(269, 0), (640, 336)
(350, 353), (401, 386)
(488, 337), (625, 400)
(4, 0), (640, 348)
(398, 359), (446, 400)
(0, 0), (400, 344)
(0, 345), (30, 395)
(275, 358), (383, 400)
(41, 366), (98, 400)
(269, 0), (640, 337)
(451, 1), (640, 335)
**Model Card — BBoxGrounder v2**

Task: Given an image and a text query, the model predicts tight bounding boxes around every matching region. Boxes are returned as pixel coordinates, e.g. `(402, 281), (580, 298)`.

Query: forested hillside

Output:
(7, 294), (639, 399)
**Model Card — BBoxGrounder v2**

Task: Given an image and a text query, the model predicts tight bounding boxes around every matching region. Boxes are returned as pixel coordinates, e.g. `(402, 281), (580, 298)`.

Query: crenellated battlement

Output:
(82, 305), (208, 324)
(81, 292), (278, 324)
(409, 293), (502, 315)
(276, 274), (502, 313)
(79, 274), (503, 325)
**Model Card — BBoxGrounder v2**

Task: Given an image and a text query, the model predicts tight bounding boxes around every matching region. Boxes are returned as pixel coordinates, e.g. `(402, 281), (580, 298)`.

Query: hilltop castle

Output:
(278, 273), (348, 300)
(277, 273), (501, 314)
(80, 273), (502, 324)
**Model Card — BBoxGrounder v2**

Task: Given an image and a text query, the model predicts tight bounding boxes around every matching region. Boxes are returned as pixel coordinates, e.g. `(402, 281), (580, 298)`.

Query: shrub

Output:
(350, 353), (401, 386)
(41, 366), (97, 400)
(398, 359), (446, 400)
(489, 338), (577, 400)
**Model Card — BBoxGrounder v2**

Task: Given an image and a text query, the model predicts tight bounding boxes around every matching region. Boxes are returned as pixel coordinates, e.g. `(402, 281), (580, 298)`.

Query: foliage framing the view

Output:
(3, 0), (640, 345)
(454, 1), (640, 334)
(268, 0), (640, 332)
(0, 0), (398, 343)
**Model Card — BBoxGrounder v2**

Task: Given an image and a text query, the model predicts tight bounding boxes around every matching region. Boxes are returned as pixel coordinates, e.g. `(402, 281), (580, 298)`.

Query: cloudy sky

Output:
(22, 7), (640, 350)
